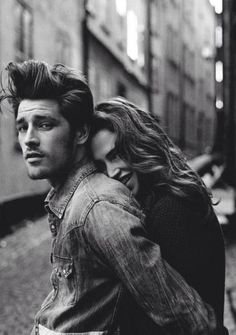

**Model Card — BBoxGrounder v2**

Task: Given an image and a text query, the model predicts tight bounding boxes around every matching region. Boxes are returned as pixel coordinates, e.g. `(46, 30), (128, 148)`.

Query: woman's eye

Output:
(110, 152), (117, 161)
(108, 148), (119, 161)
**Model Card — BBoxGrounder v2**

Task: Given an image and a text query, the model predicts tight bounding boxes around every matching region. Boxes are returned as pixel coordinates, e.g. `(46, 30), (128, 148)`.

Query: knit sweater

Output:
(143, 190), (226, 327)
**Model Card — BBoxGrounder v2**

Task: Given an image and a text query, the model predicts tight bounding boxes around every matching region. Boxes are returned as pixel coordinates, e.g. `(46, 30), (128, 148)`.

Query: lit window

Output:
(208, 0), (223, 14)
(215, 61), (223, 82)
(215, 26), (222, 48)
(214, 0), (223, 14)
(216, 99), (223, 109)
(127, 10), (138, 61)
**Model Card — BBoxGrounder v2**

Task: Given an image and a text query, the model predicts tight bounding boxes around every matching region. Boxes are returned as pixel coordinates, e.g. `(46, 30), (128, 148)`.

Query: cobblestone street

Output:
(0, 216), (236, 334)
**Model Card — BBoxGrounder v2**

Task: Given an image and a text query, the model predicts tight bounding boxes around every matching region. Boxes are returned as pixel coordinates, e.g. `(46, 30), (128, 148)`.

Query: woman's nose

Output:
(106, 162), (121, 180)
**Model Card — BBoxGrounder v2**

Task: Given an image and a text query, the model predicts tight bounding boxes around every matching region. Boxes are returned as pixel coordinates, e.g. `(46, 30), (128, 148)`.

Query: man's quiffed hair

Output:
(1, 60), (94, 129)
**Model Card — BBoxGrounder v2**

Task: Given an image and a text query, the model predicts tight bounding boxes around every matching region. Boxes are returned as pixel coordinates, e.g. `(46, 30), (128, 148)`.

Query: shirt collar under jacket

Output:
(44, 161), (97, 219)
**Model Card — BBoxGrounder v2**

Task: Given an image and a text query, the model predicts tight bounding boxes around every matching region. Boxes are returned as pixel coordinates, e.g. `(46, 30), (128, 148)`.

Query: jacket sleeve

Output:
(85, 200), (218, 334)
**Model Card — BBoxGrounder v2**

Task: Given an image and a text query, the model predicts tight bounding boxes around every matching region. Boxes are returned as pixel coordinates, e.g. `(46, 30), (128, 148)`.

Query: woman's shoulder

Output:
(145, 188), (209, 224)
(149, 189), (194, 210)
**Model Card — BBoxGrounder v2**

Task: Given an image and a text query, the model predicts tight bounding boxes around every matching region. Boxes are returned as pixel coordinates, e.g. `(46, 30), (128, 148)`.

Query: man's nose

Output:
(106, 162), (121, 180)
(24, 126), (39, 147)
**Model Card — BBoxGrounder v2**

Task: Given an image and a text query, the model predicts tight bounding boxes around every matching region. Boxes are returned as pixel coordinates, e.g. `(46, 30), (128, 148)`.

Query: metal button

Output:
(50, 223), (57, 236)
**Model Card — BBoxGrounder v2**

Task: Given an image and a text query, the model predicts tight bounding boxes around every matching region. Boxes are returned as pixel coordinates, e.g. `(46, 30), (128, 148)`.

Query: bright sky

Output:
(209, 0), (223, 14)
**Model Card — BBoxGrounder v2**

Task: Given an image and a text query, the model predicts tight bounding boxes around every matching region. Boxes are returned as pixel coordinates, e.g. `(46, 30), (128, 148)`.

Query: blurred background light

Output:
(215, 60), (223, 82)
(215, 26), (223, 48)
(209, 0), (223, 14)
(127, 10), (138, 61)
(216, 99), (224, 109)
(116, 0), (127, 16)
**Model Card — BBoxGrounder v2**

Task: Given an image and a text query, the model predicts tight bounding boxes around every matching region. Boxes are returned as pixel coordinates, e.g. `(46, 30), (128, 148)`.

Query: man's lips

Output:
(25, 152), (44, 160)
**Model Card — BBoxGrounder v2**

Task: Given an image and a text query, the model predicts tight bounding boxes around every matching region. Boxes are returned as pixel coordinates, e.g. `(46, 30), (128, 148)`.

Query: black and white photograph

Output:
(0, 0), (235, 334)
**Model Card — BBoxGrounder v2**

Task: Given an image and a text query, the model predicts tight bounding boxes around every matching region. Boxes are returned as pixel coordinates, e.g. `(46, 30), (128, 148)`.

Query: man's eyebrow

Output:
(15, 117), (25, 125)
(33, 114), (58, 122)
(16, 114), (58, 124)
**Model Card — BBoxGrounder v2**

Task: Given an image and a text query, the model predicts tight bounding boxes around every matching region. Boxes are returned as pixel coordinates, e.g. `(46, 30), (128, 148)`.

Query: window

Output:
(115, 0), (126, 51)
(215, 26), (223, 48)
(126, 1), (146, 69)
(15, 0), (33, 61)
(215, 61), (223, 82)
(167, 26), (179, 65)
(184, 0), (194, 25)
(55, 31), (71, 65)
(100, 74), (109, 100)
(204, 117), (212, 148)
(127, 10), (138, 61)
(99, 0), (111, 34)
(89, 64), (110, 102)
(197, 112), (204, 153)
(185, 105), (195, 147)
(87, 0), (97, 16)
(151, 0), (161, 37)
(152, 56), (160, 89)
(166, 93), (180, 141)
(183, 46), (195, 79)
(116, 0), (127, 16)
(117, 82), (127, 97)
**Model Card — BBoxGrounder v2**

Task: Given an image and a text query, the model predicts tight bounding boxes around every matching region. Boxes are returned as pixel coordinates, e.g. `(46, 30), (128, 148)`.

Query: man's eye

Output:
(39, 123), (52, 130)
(17, 125), (27, 133)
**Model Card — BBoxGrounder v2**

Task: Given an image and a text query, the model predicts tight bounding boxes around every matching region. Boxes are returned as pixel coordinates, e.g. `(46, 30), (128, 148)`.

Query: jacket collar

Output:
(45, 161), (96, 219)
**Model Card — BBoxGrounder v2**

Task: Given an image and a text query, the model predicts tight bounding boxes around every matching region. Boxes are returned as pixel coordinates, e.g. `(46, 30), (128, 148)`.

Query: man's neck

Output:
(49, 147), (89, 189)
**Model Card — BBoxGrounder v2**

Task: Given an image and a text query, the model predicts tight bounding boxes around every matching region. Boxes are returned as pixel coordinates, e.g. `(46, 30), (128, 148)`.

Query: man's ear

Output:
(75, 125), (90, 145)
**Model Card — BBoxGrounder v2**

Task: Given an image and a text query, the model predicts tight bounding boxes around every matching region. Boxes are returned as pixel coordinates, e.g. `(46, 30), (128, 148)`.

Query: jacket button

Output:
(50, 224), (57, 235)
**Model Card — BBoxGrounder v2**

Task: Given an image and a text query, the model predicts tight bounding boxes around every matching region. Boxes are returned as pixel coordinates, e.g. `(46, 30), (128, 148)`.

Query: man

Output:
(1, 60), (220, 334)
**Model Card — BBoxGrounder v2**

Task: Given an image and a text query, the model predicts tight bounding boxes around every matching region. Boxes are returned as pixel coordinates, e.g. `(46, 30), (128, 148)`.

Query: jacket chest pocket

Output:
(52, 255), (77, 306)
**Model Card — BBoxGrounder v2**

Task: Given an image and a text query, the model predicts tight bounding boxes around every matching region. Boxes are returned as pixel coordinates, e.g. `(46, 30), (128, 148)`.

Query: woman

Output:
(90, 96), (227, 332)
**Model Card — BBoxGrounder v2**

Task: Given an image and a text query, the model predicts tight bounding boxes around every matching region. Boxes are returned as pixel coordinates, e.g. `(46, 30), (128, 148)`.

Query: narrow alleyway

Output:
(0, 216), (236, 334)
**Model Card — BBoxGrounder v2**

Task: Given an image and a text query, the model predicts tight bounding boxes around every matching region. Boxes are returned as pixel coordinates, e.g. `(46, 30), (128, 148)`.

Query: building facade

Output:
(85, 0), (216, 157)
(150, 0), (216, 157)
(0, 0), (217, 201)
(85, 0), (150, 110)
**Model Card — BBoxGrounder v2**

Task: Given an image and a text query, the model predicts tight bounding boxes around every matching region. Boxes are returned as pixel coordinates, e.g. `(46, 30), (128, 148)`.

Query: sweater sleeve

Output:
(146, 194), (208, 281)
(146, 193), (226, 324)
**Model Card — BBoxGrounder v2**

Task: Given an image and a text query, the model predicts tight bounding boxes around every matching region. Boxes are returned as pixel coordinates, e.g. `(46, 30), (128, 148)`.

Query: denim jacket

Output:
(32, 162), (218, 335)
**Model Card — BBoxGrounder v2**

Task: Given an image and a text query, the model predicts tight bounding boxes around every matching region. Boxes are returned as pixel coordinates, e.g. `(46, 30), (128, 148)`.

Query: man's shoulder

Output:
(71, 171), (141, 215)
(86, 172), (139, 206)
(82, 173), (146, 247)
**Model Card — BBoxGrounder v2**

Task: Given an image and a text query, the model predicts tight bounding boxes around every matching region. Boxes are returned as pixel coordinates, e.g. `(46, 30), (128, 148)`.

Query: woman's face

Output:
(91, 129), (140, 196)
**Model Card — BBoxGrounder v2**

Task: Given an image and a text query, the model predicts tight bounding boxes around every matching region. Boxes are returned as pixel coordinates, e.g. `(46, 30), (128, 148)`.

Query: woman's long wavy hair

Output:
(91, 97), (212, 211)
